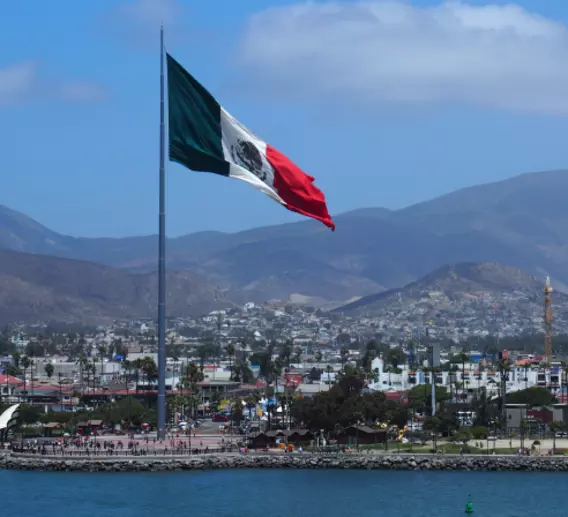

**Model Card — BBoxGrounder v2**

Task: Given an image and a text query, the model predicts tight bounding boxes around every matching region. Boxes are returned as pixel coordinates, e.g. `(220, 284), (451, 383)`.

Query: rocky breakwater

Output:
(3, 453), (568, 473)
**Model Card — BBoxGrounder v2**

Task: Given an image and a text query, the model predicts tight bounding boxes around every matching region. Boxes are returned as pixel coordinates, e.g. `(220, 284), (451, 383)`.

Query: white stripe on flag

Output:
(220, 107), (285, 205)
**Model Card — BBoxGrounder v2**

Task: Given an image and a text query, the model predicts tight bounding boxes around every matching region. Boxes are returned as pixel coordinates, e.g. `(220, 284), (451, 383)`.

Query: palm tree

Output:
(12, 351), (21, 369)
(233, 360), (253, 383)
(271, 358), (283, 394)
(280, 340), (293, 367)
(340, 347), (349, 369)
(549, 421), (566, 454)
(209, 391), (222, 413)
(21, 356), (31, 402)
(121, 359), (133, 385)
(238, 339), (249, 361)
(98, 345), (106, 385)
(197, 343), (216, 372)
(455, 351), (470, 402)
(326, 364), (334, 384)
(245, 391), (261, 419)
(186, 363), (204, 393)
(84, 360), (94, 392)
(226, 343), (235, 380)
(524, 363), (531, 390)
(182, 394), (200, 420)
(76, 355), (89, 397)
(498, 359), (512, 432)
(128, 359), (139, 392)
(141, 357), (158, 389)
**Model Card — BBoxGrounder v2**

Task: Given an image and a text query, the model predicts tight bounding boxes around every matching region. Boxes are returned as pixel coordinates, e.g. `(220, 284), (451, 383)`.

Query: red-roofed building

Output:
(0, 374), (23, 403)
(0, 374), (23, 386)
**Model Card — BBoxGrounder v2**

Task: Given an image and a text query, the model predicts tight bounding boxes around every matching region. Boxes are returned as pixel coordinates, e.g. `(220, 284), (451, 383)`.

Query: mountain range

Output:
(0, 249), (230, 324)
(1, 169), (568, 315)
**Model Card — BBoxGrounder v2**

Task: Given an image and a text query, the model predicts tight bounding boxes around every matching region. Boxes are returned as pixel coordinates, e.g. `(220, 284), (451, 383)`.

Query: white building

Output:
(367, 357), (559, 399)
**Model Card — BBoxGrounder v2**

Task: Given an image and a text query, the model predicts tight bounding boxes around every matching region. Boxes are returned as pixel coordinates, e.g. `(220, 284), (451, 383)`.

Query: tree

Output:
(453, 351), (470, 402)
(422, 416), (443, 450)
(507, 387), (557, 407)
(121, 360), (133, 385)
(549, 421), (566, 454)
(470, 426), (488, 440)
(231, 397), (244, 425)
(25, 342), (45, 358)
(290, 369), (390, 434)
(314, 350), (322, 369)
(279, 341), (293, 367)
(407, 384), (450, 412)
(337, 332), (351, 347)
(0, 339), (15, 356)
(452, 429), (473, 448)
(249, 350), (272, 381)
(185, 363), (203, 392)
(340, 347), (349, 369)
(12, 351), (21, 369)
(245, 391), (261, 419)
(44, 363), (54, 379)
(141, 357), (158, 387)
(5, 364), (21, 377)
(232, 360), (254, 383)
(21, 356), (31, 398)
(384, 347), (407, 369)
(307, 367), (320, 383)
(196, 343), (216, 371)
(226, 343), (235, 379)
(76, 355), (89, 396)
(97, 345), (107, 385)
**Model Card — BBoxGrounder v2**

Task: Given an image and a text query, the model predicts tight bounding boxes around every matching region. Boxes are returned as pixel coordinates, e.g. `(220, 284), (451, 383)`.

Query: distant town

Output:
(1, 291), (568, 458)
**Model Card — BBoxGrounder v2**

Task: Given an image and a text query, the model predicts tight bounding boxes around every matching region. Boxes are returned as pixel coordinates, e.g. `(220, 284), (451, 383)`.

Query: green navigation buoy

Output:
(465, 495), (473, 514)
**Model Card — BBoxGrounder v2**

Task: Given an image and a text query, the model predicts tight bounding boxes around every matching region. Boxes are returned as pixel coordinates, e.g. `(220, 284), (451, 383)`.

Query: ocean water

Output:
(1, 468), (565, 516)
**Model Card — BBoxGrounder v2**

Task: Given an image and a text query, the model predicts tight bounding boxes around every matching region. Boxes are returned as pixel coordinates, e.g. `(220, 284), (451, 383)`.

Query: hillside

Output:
(2, 169), (568, 302)
(0, 250), (232, 324)
(333, 262), (568, 337)
(335, 262), (543, 312)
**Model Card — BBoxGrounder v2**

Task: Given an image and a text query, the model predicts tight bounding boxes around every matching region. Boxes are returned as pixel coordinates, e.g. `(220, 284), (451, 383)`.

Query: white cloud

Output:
(238, 1), (568, 114)
(0, 62), (37, 106)
(0, 61), (106, 107)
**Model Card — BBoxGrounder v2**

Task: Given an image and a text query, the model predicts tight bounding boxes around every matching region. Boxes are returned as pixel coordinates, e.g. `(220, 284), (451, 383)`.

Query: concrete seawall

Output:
(3, 453), (568, 473)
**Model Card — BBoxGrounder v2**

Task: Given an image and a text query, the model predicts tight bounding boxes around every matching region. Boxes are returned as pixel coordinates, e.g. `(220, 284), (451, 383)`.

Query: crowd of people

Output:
(10, 436), (234, 457)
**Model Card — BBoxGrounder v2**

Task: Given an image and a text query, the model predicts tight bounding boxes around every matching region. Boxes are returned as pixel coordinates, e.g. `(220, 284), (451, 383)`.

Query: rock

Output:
(2, 452), (568, 473)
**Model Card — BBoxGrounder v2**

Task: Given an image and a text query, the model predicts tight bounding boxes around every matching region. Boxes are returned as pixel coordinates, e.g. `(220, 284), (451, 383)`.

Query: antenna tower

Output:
(544, 276), (553, 361)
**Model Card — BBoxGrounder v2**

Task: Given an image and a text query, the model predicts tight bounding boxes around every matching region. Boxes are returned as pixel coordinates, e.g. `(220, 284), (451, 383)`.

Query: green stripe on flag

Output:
(167, 53), (229, 176)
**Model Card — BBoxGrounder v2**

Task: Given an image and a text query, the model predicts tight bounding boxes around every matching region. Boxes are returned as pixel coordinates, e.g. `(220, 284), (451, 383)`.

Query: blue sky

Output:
(3, 0), (568, 237)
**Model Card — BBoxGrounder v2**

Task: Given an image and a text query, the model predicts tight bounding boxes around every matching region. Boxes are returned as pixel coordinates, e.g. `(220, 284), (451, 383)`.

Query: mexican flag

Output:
(166, 54), (335, 230)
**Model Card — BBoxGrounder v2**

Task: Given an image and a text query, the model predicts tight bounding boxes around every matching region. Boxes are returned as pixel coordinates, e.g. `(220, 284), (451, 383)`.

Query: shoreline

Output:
(3, 452), (568, 473)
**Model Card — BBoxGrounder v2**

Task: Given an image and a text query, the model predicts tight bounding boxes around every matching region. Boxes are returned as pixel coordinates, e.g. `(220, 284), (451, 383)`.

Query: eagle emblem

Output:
(231, 140), (267, 182)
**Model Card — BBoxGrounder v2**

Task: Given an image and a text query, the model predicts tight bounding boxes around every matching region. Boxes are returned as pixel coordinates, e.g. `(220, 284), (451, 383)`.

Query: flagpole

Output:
(157, 23), (167, 441)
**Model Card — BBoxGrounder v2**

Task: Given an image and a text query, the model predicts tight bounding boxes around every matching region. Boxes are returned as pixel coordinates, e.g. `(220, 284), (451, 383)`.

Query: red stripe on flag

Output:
(265, 145), (335, 230)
